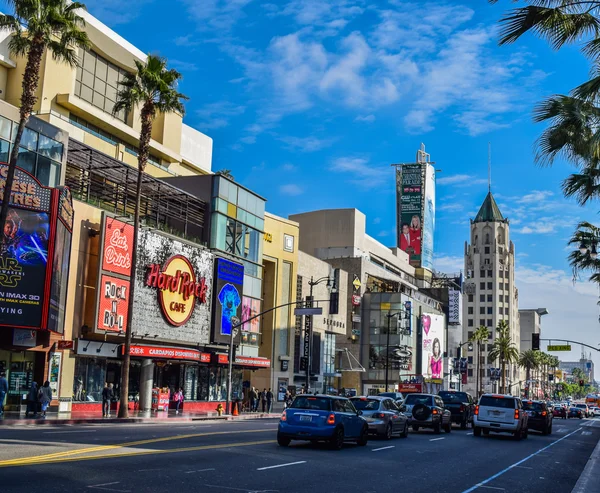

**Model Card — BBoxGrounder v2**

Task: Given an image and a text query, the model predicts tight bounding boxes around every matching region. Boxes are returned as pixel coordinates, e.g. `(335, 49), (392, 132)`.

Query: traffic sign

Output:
(353, 275), (361, 291)
(547, 344), (571, 351)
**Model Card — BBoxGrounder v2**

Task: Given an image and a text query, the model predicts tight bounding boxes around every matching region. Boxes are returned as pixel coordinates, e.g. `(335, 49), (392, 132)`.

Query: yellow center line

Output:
(0, 428), (278, 466)
(0, 439), (276, 468)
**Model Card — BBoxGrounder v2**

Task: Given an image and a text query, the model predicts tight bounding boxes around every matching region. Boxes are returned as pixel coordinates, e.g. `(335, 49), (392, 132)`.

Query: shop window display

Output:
(73, 357), (106, 402)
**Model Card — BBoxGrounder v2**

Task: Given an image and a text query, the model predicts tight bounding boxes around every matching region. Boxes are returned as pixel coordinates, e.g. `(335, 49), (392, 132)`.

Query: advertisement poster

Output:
(97, 274), (130, 332)
(47, 220), (71, 333)
(0, 208), (49, 328)
(101, 216), (133, 277)
(241, 296), (260, 333)
(48, 352), (62, 399)
(397, 164), (423, 267)
(212, 258), (244, 344)
(421, 164), (435, 271)
(421, 313), (445, 379)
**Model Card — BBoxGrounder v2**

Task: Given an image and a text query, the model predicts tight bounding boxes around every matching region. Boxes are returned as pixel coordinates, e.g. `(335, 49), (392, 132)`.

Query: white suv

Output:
(474, 394), (528, 440)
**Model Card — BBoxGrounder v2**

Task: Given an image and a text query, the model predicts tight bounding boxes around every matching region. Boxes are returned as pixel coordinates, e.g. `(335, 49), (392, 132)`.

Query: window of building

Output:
(504, 307), (510, 315)
(499, 271), (503, 278)
(468, 369), (473, 377)
(499, 246), (504, 254)
(487, 295), (492, 302)
(468, 356), (473, 364)
(485, 246), (490, 254)
(499, 306), (503, 314)
(487, 282), (492, 289)
(488, 270), (493, 277)
(487, 319), (492, 327)
(480, 319), (485, 326)
(480, 282), (485, 290)
(504, 295), (509, 303)
(487, 344), (493, 352)
(480, 295), (485, 302)
(468, 294), (473, 303)
(498, 295), (503, 303)
(468, 331), (473, 339)
(479, 269), (485, 278)
(480, 307), (485, 314)
(468, 319), (474, 327)
(484, 258), (490, 265)
(488, 331), (493, 339)
(323, 333), (336, 376)
(499, 283), (504, 291)
(504, 283), (509, 290)
(76, 48), (127, 122)
(485, 233), (490, 244)
(487, 307), (492, 314)
(468, 307), (473, 314)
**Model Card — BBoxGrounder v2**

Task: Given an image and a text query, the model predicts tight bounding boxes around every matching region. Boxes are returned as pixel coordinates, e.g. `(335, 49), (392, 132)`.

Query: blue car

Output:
(277, 394), (369, 450)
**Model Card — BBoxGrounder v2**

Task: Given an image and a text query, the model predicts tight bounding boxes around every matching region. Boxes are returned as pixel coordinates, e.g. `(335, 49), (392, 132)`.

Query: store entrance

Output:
(154, 362), (182, 393)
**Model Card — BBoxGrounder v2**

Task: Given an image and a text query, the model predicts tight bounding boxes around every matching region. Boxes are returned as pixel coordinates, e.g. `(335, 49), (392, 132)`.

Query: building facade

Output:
(519, 308), (548, 352)
(462, 192), (521, 396)
(559, 358), (595, 384)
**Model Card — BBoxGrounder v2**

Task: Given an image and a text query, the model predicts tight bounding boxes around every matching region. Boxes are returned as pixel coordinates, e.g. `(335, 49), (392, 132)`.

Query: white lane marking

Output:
(430, 437), (445, 442)
(185, 468), (216, 474)
(257, 461), (306, 471)
(44, 430), (97, 434)
(480, 487), (505, 491)
(582, 431), (592, 436)
(372, 446), (395, 452)
(136, 469), (161, 472)
(514, 466), (533, 469)
(87, 482), (130, 492)
(460, 427), (583, 493)
(467, 432), (473, 435)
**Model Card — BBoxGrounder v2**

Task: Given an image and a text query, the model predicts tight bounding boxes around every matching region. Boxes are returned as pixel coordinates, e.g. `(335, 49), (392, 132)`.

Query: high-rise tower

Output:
(462, 192), (520, 396)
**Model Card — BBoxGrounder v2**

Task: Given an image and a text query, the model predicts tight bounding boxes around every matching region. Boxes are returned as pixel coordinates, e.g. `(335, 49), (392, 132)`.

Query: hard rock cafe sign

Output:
(146, 255), (208, 327)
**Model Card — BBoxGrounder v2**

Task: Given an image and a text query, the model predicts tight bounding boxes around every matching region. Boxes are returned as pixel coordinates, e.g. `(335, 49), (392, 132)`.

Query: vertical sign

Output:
(97, 275), (129, 332)
(421, 313), (445, 380)
(421, 164), (435, 271)
(397, 164), (423, 267)
(102, 217), (134, 276)
(304, 296), (313, 387)
(448, 288), (462, 325)
(212, 258), (244, 345)
(48, 351), (62, 399)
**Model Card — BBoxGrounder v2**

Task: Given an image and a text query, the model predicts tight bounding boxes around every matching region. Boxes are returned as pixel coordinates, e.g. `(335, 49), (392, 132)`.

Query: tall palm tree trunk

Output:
(118, 105), (153, 419)
(0, 39), (44, 242)
(526, 367), (530, 398)
(501, 358), (506, 394)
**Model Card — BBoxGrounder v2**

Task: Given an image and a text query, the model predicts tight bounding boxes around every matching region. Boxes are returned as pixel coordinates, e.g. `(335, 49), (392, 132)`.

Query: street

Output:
(0, 416), (598, 493)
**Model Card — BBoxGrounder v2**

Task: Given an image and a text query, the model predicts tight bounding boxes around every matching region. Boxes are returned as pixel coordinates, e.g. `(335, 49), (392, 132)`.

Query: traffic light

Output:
(532, 333), (540, 351)
(579, 379), (585, 387)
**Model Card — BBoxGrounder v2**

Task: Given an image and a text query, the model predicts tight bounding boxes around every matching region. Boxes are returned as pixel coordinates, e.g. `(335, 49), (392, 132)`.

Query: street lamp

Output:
(305, 276), (336, 393)
(579, 239), (598, 259)
(385, 306), (411, 393)
(455, 341), (473, 391)
(225, 316), (240, 415)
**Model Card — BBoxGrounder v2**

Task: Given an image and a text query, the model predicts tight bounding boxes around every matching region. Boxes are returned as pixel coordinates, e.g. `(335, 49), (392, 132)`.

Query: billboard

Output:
(101, 216), (133, 277)
(241, 296), (260, 333)
(448, 288), (462, 325)
(397, 164), (422, 267)
(421, 313), (445, 379)
(96, 274), (129, 332)
(212, 258), (244, 345)
(422, 164), (435, 271)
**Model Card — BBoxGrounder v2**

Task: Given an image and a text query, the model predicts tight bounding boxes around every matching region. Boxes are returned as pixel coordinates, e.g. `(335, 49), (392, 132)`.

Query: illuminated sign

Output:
(547, 345), (571, 352)
(126, 344), (211, 362)
(146, 255), (208, 327)
(102, 217), (133, 277)
(212, 258), (244, 345)
(97, 275), (130, 332)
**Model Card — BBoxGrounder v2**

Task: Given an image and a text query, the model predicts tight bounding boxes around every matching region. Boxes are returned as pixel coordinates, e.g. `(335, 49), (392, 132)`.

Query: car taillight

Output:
(373, 413), (385, 419)
(541, 411), (547, 416)
(460, 405), (465, 412)
(327, 414), (336, 425)
(514, 409), (519, 419)
(280, 411), (287, 422)
(474, 405), (479, 416)
(432, 409), (439, 415)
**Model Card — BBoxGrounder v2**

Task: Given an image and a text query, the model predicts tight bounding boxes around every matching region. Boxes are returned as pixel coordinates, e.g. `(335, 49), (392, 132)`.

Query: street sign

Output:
(547, 344), (571, 351)
(351, 295), (361, 306)
(294, 307), (323, 316)
(353, 275), (361, 291)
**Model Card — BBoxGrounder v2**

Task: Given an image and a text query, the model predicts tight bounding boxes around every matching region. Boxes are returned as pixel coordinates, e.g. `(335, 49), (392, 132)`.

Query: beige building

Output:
(519, 308), (548, 352)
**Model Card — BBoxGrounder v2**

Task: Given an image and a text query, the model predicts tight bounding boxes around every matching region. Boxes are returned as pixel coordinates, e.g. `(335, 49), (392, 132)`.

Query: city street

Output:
(0, 417), (598, 493)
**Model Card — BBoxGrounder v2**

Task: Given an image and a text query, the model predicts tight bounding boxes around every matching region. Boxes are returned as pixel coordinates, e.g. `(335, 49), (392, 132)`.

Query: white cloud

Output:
(433, 254), (464, 274)
(355, 114), (376, 123)
(437, 174), (488, 186)
(280, 184), (304, 196)
(182, 0), (253, 32)
(373, 217), (382, 224)
(518, 190), (554, 204)
(174, 34), (200, 47)
(281, 163), (297, 171)
(170, 59), (198, 72)
(329, 156), (386, 187)
(439, 203), (465, 213)
(86, 0), (151, 25)
(196, 101), (246, 130)
(515, 224), (556, 235)
(279, 135), (336, 152)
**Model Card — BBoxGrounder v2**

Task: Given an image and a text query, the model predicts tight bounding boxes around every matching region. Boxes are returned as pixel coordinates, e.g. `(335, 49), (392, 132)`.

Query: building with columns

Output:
(462, 192), (521, 396)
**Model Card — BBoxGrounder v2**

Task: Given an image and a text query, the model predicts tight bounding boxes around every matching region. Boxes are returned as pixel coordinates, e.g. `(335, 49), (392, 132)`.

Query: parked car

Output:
(438, 390), (475, 429)
(590, 407), (600, 417)
(522, 400), (553, 435)
(403, 393), (452, 433)
(378, 392), (405, 405)
(568, 407), (584, 419)
(574, 403), (591, 418)
(277, 394), (368, 449)
(552, 405), (567, 419)
(350, 396), (409, 439)
(473, 394), (528, 440)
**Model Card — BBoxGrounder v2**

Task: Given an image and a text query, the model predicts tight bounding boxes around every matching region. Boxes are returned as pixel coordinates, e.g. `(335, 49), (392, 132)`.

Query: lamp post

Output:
(305, 276), (336, 393)
(456, 341), (473, 391)
(385, 307), (410, 393)
(225, 317), (241, 416)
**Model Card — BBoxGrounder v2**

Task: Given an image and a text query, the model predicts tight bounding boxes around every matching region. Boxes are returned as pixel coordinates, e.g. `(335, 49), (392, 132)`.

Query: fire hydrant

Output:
(216, 403), (224, 416)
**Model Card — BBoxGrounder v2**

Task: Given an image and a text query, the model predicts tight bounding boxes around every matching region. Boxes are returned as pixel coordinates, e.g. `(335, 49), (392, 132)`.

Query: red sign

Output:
(97, 275), (130, 332)
(146, 255), (207, 327)
(216, 354), (271, 368)
(398, 383), (422, 393)
(352, 295), (361, 306)
(102, 217), (134, 276)
(126, 344), (210, 362)
(57, 340), (74, 350)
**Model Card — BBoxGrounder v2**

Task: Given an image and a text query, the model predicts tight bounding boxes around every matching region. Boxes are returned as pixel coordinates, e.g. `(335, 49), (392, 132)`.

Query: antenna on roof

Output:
(488, 142), (491, 193)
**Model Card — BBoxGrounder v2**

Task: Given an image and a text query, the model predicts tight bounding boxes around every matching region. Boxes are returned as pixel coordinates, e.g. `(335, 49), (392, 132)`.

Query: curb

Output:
(572, 427), (600, 493)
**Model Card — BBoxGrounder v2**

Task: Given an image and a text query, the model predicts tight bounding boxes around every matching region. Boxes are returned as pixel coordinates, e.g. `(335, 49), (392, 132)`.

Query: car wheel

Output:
(513, 430), (522, 441)
(401, 422), (409, 438)
(433, 421), (441, 434)
(522, 428), (528, 440)
(385, 423), (393, 440)
(357, 425), (368, 446)
(542, 424), (549, 435)
(473, 426), (482, 437)
(330, 427), (344, 450)
(444, 422), (452, 433)
(277, 434), (291, 447)
(482, 429), (489, 436)
(412, 425), (419, 432)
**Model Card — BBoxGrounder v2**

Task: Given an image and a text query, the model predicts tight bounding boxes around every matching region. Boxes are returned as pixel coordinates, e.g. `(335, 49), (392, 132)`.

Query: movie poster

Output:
(421, 313), (445, 380)
(47, 219), (71, 333)
(212, 258), (244, 345)
(0, 208), (49, 328)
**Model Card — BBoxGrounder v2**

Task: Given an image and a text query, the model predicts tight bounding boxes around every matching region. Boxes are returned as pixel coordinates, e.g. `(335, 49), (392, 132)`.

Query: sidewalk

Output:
(572, 432), (600, 493)
(0, 410), (280, 426)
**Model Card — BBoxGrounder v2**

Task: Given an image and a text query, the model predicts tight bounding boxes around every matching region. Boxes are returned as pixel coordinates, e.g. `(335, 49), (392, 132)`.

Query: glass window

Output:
(38, 135), (63, 161)
(214, 198), (228, 215)
(487, 307), (492, 314)
(80, 84), (93, 103)
(0, 138), (9, 162)
(479, 270), (485, 278)
(36, 155), (52, 186)
(20, 128), (38, 151)
(468, 295), (473, 303)
(479, 295), (485, 302)
(237, 188), (248, 211)
(210, 213), (227, 251)
(487, 282), (492, 289)
(480, 319), (485, 326)
(485, 246), (490, 254)
(487, 295), (492, 302)
(479, 307), (485, 314)
(73, 357), (106, 402)
(255, 198), (265, 217)
(468, 307), (473, 314)
(218, 177), (229, 200)
(468, 319), (473, 327)
(468, 331), (473, 339)
(468, 369), (473, 377)
(0, 115), (11, 140)
(227, 182), (237, 203)
(16, 147), (36, 173)
(480, 282), (485, 289)
(487, 319), (492, 327)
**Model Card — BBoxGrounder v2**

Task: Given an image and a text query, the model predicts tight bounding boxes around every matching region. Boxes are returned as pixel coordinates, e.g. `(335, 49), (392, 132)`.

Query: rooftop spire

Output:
(474, 192), (505, 223)
(488, 142), (491, 193)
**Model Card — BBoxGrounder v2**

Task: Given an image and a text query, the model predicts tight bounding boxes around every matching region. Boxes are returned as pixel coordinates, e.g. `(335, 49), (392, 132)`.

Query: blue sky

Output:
(85, 0), (600, 372)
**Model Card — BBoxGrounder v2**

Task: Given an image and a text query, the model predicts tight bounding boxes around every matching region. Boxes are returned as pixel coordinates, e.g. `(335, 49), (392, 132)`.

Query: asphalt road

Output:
(0, 416), (598, 493)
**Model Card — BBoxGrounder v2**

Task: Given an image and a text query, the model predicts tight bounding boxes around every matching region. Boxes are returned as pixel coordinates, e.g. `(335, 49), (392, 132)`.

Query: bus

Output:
(585, 394), (600, 408)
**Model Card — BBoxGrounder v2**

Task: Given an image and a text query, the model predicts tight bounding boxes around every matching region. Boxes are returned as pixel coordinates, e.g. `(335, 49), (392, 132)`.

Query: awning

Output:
(214, 353), (271, 368)
(124, 344), (210, 363)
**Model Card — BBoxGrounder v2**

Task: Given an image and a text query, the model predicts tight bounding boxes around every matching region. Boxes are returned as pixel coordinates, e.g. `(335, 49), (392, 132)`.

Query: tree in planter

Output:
(0, 0), (89, 239)
(113, 54), (187, 418)
(488, 321), (519, 394)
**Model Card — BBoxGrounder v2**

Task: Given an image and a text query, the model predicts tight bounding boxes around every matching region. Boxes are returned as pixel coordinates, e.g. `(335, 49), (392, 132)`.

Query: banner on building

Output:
(97, 275), (129, 332)
(241, 296), (260, 333)
(212, 257), (244, 345)
(422, 164), (435, 271)
(421, 313), (445, 379)
(448, 288), (462, 325)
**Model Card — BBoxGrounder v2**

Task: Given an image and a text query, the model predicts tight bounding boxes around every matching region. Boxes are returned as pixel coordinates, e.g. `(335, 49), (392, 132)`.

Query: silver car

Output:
(350, 396), (409, 439)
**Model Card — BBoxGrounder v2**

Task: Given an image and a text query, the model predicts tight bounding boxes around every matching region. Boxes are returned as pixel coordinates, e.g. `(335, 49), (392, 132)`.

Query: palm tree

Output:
(568, 221), (600, 283)
(0, 0), (89, 240)
(548, 355), (560, 398)
(470, 325), (490, 398)
(519, 350), (538, 398)
(113, 54), (188, 418)
(488, 321), (519, 394)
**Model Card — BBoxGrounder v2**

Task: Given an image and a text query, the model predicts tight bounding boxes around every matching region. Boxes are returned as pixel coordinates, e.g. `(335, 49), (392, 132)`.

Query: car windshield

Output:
(379, 393), (400, 399)
(521, 401), (544, 411)
(290, 396), (331, 411)
(404, 394), (432, 406)
(575, 404), (587, 408)
(439, 392), (468, 403)
(479, 396), (516, 409)
(350, 398), (380, 411)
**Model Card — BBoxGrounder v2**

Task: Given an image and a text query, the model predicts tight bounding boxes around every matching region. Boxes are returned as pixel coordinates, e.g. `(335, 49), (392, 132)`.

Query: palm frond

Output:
(561, 170), (600, 204)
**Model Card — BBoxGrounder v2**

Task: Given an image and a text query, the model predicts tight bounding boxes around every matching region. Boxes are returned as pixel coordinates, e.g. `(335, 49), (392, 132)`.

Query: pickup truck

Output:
(438, 391), (475, 429)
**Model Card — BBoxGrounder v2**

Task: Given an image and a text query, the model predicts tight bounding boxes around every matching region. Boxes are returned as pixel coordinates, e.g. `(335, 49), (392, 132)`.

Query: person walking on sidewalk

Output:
(102, 383), (114, 417)
(174, 388), (184, 414)
(38, 381), (52, 418)
(25, 381), (38, 418)
(260, 388), (267, 413)
(266, 388), (273, 413)
(249, 387), (258, 413)
(0, 372), (7, 416)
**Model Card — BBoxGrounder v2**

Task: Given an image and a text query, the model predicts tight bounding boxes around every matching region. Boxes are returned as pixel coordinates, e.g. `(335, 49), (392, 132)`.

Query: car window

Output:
(388, 400), (400, 411)
(439, 392), (469, 403)
(435, 397), (444, 408)
(521, 401), (544, 411)
(404, 394), (433, 406)
(479, 396), (516, 409)
(332, 400), (344, 412)
(351, 398), (380, 411)
(291, 396), (331, 411)
(344, 400), (357, 413)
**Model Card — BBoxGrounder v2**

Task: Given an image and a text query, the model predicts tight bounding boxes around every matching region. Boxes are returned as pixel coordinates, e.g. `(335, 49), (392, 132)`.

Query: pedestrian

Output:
(284, 390), (290, 409)
(266, 388), (273, 413)
(174, 388), (184, 414)
(249, 387), (258, 413)
(102, 383), (114, 417)
(0, 372), (7, 416)
(38, 381), (52, 418)
(260, 388), (267, 413)
(25, 381), (38, 418)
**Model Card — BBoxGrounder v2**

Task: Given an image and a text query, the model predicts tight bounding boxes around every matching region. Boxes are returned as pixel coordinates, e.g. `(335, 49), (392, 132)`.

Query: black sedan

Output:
(568, 407), (584, 419)
(522, 400), (553, 435)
